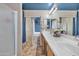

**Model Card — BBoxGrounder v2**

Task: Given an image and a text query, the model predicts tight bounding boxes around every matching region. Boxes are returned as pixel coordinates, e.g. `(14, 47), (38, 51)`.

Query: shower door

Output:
(0, 10), (15, 56)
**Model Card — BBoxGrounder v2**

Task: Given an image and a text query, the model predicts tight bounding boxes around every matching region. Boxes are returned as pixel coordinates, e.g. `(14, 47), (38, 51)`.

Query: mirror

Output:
(58, 17), (74, 35)
(44, 18), (58, 34)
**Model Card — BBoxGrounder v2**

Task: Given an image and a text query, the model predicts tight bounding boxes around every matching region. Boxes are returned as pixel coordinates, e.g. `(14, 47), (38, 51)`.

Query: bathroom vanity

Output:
(40, 31), (79, 56)
(40, 32), (55, 56)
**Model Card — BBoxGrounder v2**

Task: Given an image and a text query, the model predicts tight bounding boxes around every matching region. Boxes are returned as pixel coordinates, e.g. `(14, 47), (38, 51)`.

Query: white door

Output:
(0, 10), (15, 56)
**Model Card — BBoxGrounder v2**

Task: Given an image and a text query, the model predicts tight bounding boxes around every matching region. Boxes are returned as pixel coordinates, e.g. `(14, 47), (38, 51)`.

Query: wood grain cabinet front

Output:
(40, 33), (55, 56)
(40, 33), (47, 55)
(47, 45), (55, 56)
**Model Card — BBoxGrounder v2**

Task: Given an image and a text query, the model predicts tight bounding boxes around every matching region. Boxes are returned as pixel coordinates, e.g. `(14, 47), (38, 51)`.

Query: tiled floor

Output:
(22, 36), (44, 56)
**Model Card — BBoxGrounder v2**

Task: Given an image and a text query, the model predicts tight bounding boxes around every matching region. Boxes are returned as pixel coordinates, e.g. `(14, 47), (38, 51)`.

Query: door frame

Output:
(32, 16), (41, 36)
(13, 11), (18, 56)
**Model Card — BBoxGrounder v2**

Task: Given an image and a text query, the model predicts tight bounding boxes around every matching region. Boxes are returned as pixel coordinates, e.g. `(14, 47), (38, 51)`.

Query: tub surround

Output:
(41, 31), (79, 56)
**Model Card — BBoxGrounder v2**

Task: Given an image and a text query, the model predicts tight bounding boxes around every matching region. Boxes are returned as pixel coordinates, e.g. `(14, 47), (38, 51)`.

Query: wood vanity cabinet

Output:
(47, 45), (55, 56)
(40, 33), (55, 56)
(40, 33), (47, 55)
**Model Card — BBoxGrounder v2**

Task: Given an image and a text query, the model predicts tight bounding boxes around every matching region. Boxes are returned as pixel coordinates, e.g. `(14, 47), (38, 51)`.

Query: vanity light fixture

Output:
(49, 4), (57, 15)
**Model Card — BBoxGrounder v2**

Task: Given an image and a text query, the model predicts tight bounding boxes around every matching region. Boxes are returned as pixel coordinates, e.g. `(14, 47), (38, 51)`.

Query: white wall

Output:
(24, 10), (49, 18)
(57, 10), (77, 17)
(16, 4), (22, 56)
(0, 4), (12, 11)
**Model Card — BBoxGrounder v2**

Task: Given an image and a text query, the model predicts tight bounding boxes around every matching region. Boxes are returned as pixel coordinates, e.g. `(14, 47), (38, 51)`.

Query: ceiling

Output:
(23, 3), (79, 10)
(57, 3), (78, 10)
(5, 3), (21, 11)
(22, 3), (53, 10)
(2, 3), (79, 11)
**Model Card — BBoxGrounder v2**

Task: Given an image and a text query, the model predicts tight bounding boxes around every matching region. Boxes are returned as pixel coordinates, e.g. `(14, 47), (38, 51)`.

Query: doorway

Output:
(32, 17), (41, 35)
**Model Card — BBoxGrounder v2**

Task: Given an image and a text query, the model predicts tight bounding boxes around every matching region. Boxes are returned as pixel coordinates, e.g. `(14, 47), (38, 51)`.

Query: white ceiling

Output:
(5, 3), (21, 11)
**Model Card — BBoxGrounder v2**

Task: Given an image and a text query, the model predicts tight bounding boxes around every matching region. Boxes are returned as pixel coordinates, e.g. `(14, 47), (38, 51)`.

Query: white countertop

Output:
(42, 31), (79, 56)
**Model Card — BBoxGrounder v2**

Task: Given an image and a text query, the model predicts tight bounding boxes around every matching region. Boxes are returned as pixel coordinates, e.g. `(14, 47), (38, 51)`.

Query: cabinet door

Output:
(47, 45), (55, 56)
(41, 33), (55, 56)
(40, 33), (45, 55)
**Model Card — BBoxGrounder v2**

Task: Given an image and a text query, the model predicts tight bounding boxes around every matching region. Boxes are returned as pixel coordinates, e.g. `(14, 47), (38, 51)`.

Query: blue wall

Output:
(57, 3), (77, 10)
(22, 3), (53, 10)
(73, 10), (79, 36)
(73, 4), (79, 36)
(22, 3), (79, 10)
(76, 11), (79, 35)
(22, 12), (26, 43)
